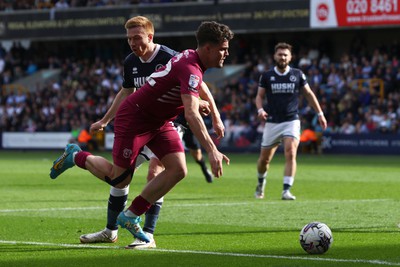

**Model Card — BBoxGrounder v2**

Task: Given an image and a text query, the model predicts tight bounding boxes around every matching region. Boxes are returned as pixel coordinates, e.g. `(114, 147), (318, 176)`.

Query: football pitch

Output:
(0, 150), (399, 267)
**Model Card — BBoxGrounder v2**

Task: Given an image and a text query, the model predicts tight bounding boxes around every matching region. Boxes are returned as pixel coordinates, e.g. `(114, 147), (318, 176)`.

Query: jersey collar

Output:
(139, 44), (161, 63)
(273, 66), (291, 76)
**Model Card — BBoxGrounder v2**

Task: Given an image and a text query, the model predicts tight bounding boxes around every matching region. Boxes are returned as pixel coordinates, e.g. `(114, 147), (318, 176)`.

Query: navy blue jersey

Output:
(122, 44), (179, 89)
(259, 66), (307, 123)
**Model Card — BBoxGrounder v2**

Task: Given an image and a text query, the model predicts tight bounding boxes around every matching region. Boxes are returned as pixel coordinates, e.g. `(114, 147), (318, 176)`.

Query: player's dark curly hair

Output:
(196, 21), (234, 47)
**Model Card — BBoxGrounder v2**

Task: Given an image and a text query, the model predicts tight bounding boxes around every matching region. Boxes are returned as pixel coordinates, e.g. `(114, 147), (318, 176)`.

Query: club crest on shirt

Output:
(123, 148), (132, 159)
(290, 75), (297, 82)
(155, 64), (164, 71)
(188, 74), (200, 91)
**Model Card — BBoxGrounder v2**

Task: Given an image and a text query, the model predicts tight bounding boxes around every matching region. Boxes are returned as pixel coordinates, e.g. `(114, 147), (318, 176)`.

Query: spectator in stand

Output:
(36, 0), (53, 9)
(358, 86), (372, 107)
(26, 60), (38, 75)
(326, 64), (341, 90)
(378, 113), (392, 133)
(355, 119), (369, 134)
(339, 118), (356, 134)
(361, 56), (373, 79)
(55, 0), (70, 8)
(308, 68), (323, 88)
(2, 31), (400, 138)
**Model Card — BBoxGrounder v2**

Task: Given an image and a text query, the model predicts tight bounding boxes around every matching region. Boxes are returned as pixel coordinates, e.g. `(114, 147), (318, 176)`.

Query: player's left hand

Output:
(90, 120), (107, 134)
(212, 116), (225, 139)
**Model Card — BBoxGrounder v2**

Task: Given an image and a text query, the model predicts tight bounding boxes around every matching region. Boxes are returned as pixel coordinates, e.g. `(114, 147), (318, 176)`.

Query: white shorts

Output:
(261, 120), (301, 148)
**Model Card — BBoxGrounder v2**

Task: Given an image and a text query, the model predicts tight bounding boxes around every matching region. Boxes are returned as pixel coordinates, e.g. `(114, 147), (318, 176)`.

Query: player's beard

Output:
(276, 61), (288, 71)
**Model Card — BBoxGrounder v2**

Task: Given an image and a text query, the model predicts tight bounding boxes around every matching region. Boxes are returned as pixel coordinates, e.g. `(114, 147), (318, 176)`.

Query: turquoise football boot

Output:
(50, 144), (81, 179)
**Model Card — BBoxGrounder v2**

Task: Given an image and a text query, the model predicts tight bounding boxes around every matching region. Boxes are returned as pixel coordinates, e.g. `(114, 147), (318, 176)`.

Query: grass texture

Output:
(0, 150), (399, 267)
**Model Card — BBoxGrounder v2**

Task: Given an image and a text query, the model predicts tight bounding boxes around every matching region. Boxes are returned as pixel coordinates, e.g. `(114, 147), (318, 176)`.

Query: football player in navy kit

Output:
(254, 42), (327, 200)
(77, 16), (224, 249)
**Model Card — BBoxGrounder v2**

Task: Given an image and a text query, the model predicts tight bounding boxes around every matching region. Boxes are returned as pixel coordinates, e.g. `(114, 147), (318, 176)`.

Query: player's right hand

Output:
(257, 110), (268, 121)
(208, 150), (230, 178)
(90, 121), (107, 134)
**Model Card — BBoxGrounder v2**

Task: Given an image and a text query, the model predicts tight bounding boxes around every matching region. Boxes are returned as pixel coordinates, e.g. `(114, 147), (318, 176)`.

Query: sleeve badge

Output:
(189, 74), (200, 89)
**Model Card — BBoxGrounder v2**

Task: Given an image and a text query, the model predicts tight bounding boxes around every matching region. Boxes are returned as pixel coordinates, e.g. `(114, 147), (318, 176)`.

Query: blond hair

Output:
(125, 16), (154, 35)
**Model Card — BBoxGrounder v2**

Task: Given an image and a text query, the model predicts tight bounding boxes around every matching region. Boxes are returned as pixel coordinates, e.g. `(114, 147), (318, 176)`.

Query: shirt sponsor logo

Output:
(134, 77), (147, 88)
(271, 83), (295, 93)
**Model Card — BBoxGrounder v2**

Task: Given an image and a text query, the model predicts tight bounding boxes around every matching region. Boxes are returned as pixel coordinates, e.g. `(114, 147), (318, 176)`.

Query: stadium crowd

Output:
(1, 36), (400, 148)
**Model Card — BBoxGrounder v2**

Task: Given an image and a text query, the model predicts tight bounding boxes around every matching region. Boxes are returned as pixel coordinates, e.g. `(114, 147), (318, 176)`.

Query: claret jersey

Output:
(125, 49), (206, 123)
(259, 66), (307, 123)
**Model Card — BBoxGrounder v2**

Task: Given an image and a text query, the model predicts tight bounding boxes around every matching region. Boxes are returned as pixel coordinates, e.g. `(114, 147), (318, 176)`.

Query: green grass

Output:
(0, 151), (399, 267)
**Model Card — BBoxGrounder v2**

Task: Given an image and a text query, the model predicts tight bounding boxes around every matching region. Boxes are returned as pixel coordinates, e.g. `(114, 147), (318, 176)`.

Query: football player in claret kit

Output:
(50, 19), (232, 249)
(254, 42), (327, 200)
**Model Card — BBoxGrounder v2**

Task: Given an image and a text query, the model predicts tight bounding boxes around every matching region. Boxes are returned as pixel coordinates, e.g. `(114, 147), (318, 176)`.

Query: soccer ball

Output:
(299, 222), (333, 254)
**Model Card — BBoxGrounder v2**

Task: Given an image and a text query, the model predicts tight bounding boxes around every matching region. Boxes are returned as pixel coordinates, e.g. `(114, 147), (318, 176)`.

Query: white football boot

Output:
(282, 190), (296, 200)
(79, 228), (118, 243)
(254, 180), (266, 199)
(125, 232), (156, 249)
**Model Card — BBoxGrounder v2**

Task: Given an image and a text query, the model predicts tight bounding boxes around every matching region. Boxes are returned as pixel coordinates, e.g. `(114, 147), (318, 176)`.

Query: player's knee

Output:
(178, 166), (187, 180)
(258, 156), (271, 166)
(284, 151), (296, 161)
(171, 164), (187, 180)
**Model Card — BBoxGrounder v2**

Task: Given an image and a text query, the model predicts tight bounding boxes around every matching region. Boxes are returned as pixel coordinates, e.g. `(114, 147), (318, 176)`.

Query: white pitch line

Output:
(0, 199), (391, 213)
(0, 206), (104, 213)
(0, 240), (399, 266)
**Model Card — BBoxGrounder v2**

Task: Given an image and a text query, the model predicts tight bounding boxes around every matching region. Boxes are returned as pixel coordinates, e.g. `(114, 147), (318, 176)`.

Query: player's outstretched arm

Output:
(182, 94), (229, 177)
(90, 87), (135, 133)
